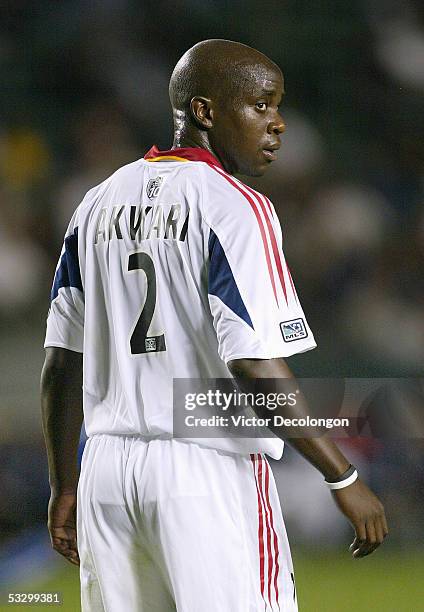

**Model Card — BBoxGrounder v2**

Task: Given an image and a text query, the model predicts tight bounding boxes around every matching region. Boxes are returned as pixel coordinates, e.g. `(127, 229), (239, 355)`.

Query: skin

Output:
(228, 358), (388, 558)
(169, 40), (285, 176)
(41, 39), (387, 568)
(41, 348), (82, 566)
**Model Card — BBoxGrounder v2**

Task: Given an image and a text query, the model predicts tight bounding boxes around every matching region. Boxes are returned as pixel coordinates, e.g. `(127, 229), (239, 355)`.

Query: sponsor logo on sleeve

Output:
(146, 176), (163, 199)
(280, 318), (308, 342)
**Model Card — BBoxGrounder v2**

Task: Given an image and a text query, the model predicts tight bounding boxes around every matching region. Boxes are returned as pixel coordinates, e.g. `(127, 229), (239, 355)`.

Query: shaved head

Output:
(169, 39), (285, 176)
(169, 39), (282, 112)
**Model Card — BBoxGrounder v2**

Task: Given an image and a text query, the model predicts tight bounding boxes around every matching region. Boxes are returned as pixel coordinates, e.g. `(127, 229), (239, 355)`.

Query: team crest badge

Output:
(280, 318), (307, 342)
(147, 176), (163, 199)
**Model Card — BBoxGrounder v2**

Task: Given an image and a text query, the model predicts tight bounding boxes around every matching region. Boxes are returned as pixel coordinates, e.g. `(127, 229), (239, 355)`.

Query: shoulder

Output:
(75, 159), (144, 216)
(95, 158), (146, 192)
(202, 164), (269, 209)
(201, 164), (275, 228)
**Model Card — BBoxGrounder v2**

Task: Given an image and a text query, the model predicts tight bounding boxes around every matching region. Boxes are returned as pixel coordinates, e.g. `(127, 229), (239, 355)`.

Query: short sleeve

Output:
(44, 212), (85, 353)
(206, 187), (316, 364)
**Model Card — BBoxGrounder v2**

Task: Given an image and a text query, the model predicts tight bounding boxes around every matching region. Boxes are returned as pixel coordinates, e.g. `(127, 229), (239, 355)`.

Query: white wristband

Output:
(325, 469), (358, 490)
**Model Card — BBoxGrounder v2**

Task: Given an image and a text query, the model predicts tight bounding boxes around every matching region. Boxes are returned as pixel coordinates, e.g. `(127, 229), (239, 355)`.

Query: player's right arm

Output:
(227, 356), (388, 558)
(41, 346), (82, 566)
(41, 207), (86, 566)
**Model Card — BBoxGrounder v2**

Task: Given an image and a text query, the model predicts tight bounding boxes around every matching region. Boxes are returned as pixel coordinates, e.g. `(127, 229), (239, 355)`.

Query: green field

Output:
(3, 551), (423, 611)
(295, 551), (424, 611)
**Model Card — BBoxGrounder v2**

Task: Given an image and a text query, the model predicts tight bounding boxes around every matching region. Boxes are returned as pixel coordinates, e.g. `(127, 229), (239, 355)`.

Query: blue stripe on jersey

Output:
(208, 229), (253, 329)
(51, 227), (83, 301)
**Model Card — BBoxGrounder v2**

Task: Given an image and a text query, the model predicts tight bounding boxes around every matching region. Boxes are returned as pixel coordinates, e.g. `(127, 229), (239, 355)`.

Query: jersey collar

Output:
(144, 145), (224, 169)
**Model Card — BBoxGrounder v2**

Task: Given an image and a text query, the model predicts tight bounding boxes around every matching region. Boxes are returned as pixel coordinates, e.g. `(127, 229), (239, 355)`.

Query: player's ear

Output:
(190, 96), (213, 129)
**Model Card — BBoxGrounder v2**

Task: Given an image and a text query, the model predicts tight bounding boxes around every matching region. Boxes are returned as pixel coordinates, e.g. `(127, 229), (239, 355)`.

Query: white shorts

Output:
(77, 435), (297, 612)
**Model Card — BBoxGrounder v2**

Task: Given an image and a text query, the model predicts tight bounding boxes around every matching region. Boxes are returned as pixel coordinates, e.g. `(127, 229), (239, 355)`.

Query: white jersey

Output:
(45, 146), (316, 459)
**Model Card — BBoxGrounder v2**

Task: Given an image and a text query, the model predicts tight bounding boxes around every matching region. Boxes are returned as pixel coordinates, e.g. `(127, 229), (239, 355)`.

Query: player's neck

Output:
(172, 128), (221, 166)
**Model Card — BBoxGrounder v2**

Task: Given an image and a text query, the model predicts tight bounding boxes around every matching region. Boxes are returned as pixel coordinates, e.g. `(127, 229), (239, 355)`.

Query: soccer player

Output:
(41, 40), (388, 611)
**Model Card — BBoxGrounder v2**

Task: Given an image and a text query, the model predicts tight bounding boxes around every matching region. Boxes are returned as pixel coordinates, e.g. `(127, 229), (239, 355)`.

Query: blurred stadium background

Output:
(1, 1), (424, 610)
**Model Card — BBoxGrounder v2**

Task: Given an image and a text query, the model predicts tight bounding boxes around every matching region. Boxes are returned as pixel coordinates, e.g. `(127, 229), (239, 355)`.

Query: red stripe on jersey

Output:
(257, 455), (275, 607)
(264, 458), (281, 608)
(241, 183), (288, 304)
(144, 145), (224, 169)
(264, 194), (274, 217)
(208, 164), (278, 304)
(251, 454), (266, 603)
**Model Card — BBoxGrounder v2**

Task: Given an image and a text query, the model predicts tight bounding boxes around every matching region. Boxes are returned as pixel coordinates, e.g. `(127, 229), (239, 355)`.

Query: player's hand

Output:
(331, 478), (388, 559)
(47, 491), (80, 566)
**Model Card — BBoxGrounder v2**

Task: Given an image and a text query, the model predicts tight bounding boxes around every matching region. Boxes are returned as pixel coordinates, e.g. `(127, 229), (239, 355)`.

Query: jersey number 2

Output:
(128, 252), (166, 354)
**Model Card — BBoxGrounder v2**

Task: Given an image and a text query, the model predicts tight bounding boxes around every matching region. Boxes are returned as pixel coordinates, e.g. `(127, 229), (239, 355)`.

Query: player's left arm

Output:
(228, 356), (389, 559)
(41, 346), (83, 566)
